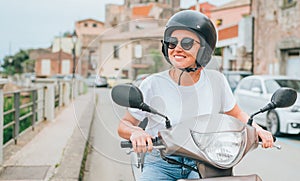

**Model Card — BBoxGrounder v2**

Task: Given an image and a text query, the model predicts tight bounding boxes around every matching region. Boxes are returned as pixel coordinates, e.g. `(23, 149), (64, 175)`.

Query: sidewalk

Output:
(0, 90), (96, 181)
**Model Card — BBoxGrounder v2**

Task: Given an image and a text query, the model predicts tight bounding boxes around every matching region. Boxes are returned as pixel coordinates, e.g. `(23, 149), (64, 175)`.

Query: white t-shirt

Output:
(129, 69), (236, 137)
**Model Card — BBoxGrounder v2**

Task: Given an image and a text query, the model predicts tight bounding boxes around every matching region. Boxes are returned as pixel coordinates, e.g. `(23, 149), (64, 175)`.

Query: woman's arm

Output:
(225, 104), (274, 148)
(118, 111), (153, 152)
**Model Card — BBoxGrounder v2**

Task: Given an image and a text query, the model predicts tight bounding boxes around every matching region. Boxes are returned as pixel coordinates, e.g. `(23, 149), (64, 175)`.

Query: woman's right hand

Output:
(130, 129), (153, 153)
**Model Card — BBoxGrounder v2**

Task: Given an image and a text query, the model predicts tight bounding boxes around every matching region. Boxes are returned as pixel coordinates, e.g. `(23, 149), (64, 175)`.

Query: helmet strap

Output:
(179, 62), (202, 72)
(177, 70), (184, 86)
(176, 62), (202, 85)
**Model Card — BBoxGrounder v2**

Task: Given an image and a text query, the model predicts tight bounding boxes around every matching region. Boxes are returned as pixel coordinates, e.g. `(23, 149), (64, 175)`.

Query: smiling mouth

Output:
(174, 55), (186, 58)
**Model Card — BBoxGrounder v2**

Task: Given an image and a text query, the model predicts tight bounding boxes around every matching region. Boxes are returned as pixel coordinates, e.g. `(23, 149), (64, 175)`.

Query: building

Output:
(35, 51), (76, 77)
(51, 37), (81, 56)
(209, 0), (252, 72)
(74, 18), (106, 76)
(252, 0), (300, 76)
(189, 2), (216, 17)
(105, 0), (180, 28)
(98, 1), (181, 79)
(97, 20), (168, 79)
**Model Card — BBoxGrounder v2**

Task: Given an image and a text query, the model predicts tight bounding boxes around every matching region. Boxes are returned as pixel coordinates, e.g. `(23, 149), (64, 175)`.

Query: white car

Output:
(86, 75), (108, 88)
(107, 76), (132, 88)
(234, 75), (300, 135)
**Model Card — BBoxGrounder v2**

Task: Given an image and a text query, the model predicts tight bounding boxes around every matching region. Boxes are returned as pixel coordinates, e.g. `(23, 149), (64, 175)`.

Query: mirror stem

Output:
(247, 111), (261, 125)
(165, 117), (172, 129)
(155, 112), (172, 129)
(247, 102), (276, 125)
(140, 103), (172, 129)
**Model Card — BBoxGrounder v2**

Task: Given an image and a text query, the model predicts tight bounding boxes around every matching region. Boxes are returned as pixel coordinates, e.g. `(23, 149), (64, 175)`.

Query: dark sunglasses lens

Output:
(166, 37), (178, 49)
(181, 38), (194, 50)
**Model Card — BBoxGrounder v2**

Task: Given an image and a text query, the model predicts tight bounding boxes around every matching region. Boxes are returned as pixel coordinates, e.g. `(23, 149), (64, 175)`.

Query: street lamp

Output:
(8, 56), (14, 75)
(72, 33), (77, 79)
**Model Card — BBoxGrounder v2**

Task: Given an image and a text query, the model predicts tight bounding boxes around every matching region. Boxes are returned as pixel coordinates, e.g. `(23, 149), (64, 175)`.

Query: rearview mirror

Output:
(248, 87), (297, 125)
(111, 83), (172, 129)
(271, 87), (297, 108)
(111, 83), (144, 109)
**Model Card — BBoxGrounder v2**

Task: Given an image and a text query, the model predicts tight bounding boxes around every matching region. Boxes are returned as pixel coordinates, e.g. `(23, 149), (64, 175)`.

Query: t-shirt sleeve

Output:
(128, 77), (152, 121)
(221, 73), (236, 112)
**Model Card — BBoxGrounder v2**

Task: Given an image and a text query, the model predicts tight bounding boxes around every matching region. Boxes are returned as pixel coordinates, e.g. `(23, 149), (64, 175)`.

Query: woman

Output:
(118, 10), (274, 180)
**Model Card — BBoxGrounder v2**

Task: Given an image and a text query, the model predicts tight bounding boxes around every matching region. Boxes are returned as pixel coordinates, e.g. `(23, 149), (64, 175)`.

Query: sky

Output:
(0, 0), (232, 62)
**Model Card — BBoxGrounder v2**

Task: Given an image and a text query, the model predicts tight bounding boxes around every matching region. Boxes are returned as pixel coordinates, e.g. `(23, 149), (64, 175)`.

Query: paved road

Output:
(235, 135), (300, 181)
(83, 88), (133, 181)
(84, 88), (300, 181)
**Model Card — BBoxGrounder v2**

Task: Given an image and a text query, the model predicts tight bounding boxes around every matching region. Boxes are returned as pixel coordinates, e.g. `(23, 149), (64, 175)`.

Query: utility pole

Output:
(58, 33), (62, 74)
(196, 0), (199, 12)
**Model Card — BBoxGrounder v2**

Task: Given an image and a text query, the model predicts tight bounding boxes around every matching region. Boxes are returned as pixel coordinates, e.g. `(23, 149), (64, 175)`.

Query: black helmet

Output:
(161, 10), (217, 68)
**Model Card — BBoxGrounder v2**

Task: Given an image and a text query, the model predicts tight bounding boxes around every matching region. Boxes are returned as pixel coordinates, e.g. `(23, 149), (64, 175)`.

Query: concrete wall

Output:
(252, 0), (300, 75)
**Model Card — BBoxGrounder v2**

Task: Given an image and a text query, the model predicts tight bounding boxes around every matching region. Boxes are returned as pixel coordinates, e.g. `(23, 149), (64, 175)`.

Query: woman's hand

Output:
(130, 129), (153, 153)
(257, 128), (274, 148)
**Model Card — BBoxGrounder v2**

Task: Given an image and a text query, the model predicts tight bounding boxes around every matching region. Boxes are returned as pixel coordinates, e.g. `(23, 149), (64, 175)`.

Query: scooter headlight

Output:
(190, 129), (247, 168)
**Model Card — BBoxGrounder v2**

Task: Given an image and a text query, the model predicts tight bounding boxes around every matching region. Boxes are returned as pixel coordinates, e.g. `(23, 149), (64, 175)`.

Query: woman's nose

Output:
(174, 43), (184, 51)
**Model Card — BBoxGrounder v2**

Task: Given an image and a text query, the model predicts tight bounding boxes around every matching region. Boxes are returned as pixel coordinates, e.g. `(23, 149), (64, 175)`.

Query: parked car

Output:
(222, 70), (252, 92)
(86, 75), (108, 88)
(24, 73), (36, 81)
(132, 73), (150, 87)
(107, 75), (132, 88)
(51, 74), (66, 80)
(63, 74), (83, 80)
(234, 75), (300, 135)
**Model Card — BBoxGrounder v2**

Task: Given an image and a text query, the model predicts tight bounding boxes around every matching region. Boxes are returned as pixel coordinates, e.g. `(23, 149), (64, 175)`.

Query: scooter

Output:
(111, 84), (297, 180)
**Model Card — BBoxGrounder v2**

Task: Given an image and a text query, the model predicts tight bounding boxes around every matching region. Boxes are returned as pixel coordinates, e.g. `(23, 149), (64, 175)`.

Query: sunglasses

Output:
(164, 37), (200, 50)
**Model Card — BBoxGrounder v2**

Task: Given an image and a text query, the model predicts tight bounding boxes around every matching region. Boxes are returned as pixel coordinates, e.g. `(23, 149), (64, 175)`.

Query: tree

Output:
(2, 49), (33, 75)
(150, 49), (163, 73)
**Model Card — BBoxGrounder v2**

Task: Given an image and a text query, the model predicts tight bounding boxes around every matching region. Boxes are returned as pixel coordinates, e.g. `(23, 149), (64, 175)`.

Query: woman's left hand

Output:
(257, 128), (274, 148)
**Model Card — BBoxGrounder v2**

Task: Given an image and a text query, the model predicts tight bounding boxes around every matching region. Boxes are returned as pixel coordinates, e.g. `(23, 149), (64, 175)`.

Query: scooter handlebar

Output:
(258, 135), (276, 142)
(120, 137), (163, 148)
(258, 135), (281, 150)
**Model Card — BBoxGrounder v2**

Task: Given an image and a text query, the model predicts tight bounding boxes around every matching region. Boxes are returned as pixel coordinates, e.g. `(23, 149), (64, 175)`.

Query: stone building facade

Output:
(252, 0), (300, 76)
(75, 19), (106, 76)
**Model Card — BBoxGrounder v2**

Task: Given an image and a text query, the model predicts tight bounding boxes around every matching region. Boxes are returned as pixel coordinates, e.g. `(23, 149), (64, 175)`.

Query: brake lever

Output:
(257, 135), (281, 150)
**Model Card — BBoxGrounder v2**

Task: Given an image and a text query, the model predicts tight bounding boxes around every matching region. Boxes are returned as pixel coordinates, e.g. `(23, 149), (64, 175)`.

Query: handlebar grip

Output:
(258, 135), (276, 142)
(120, 140), (133, 148)
(120, 137), (162, 148)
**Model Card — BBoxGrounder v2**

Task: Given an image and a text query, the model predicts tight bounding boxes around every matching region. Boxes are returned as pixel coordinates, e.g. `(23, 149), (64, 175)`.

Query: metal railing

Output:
(1, 78), (86, 153)
(3, 87), (45, 146)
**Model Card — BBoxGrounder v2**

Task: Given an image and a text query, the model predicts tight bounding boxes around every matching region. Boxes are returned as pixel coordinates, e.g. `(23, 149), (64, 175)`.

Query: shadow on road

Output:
(277, 133), (300, 141)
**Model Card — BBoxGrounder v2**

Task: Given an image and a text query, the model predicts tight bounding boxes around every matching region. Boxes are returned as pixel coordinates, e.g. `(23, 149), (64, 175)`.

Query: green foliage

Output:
(150, 49), (163, 73)
(2, 49), (32, 75)
(3, 94), (35, 144)
(23, 59), (36, 73)
(63, 31), (72, 37)
(138, 49), (164, 75)
(214, 47), (222, 56)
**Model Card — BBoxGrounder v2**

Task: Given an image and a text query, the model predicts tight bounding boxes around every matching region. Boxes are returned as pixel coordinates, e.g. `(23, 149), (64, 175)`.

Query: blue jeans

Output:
(138, 149), (200, 181)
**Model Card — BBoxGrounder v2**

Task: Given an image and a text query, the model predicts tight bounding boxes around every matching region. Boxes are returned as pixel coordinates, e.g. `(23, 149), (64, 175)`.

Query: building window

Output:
(93, 23), (97, 27)
(84, 23), (88, 27)
(216, 19), (223, 26)
(282, 0), (297, 9)
(113, 45), (120, 59)
(288, 49), (300, 56)
(134, 45), (142, 58)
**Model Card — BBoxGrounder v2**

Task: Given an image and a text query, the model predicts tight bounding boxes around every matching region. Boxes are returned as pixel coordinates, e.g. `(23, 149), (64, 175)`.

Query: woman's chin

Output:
(173, 64), (190, 69)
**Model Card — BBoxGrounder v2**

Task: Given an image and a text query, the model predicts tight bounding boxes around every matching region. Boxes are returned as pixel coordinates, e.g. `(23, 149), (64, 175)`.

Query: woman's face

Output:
(167, 29), (200, 69)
